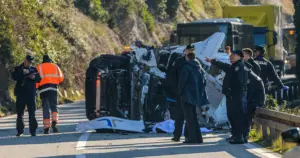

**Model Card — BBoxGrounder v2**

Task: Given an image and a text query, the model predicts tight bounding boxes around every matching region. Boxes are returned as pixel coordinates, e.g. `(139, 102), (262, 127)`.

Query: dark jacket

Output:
(245, 63), (266, 108)
(254, 55), (284, 89)
(12, 63), (41, 97)
(178, 59), (209, 107)
(163, 55), (185, 100)
(247, 58), (261, 76)
(212, 59), (248, 96)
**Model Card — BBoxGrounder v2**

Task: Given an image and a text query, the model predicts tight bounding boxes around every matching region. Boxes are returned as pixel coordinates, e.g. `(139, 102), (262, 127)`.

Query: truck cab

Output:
(170, 18), (254, 52)
(223, 5), (285, 76)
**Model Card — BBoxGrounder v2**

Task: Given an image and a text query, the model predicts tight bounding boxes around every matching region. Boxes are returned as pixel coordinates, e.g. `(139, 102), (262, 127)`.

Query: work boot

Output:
(226, 135), (235, 141)
(44, 128), (50, 134)
(171, 137), (180, 142)
(52, 122), (59, 133)
(229, 135), (245, 144)
(243, 134), (249, 143)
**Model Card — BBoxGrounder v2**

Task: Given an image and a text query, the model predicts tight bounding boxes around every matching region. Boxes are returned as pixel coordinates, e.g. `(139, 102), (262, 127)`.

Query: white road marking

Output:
(76, 132), (91, 158)
(243, 143), (281, 158)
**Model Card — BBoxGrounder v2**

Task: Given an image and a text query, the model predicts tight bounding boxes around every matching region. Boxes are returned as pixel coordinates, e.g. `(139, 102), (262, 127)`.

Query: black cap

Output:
(232, 50), (244, 58)
(254, 45), (265, 55)
(43, 54), (53, 63)
(186, 44), (195, 50)
(26, 55), (34, 63)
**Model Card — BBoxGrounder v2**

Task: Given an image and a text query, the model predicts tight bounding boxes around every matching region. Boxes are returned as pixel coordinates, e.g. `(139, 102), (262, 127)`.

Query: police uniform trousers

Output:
(173, 101), (188, 139)
(40, 91), (58, 129)
(182, 103), (202, 142)
(226, 96), (235, 136)
(16, 94), (38, 134)
(227, 92), (247, 138)
(244, 105), (257, 137)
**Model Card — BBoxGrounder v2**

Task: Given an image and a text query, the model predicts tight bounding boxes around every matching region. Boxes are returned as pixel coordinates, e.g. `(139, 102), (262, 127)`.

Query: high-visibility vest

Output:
(36, 63), (64, 89)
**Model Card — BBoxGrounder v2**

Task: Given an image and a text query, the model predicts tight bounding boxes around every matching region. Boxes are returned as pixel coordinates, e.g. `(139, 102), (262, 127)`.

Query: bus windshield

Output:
(177, 23), (228, 49)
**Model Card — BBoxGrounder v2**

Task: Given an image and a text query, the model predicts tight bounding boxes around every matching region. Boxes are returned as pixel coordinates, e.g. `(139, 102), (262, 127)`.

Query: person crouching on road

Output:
(206, 50), (248, 144)
(36, 54), (64, 134)
(178, 52), (209, 144)
(12, 55), (41, 137)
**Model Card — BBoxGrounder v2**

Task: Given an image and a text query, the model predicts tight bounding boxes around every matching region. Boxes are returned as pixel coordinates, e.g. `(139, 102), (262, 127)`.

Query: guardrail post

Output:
(270, 127), (277, 141)
(262, 125), (268, 140)
(255, 122), (262, 134)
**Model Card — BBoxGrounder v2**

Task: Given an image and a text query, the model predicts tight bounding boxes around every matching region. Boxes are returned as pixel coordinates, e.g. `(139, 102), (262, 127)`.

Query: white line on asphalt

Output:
(243, 143), (281, 158)
(76, 132), (91, 158)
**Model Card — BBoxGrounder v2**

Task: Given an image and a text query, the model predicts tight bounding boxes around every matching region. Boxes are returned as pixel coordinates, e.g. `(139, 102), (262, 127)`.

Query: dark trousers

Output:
(227, 92), (247, 138)
(182, 103), (203, 142)
(41, 91), (58, 120)
(16, 95), (38, 134)
(173, 104), (187, 139)
(244, 106), (257, 137)
(226, 96), (235, 136)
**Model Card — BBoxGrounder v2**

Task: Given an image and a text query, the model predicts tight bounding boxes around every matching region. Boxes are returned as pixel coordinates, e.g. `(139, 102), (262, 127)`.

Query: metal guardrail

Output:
(268, 78), (300, 107)
(253, 107), (300, 141)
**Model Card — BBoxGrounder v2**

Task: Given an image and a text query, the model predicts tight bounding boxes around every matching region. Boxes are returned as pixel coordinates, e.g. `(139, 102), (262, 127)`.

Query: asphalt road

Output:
(0, 102), (282, 158)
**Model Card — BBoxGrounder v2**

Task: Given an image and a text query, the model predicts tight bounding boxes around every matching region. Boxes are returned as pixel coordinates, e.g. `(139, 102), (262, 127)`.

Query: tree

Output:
(293, 0), (300, 78)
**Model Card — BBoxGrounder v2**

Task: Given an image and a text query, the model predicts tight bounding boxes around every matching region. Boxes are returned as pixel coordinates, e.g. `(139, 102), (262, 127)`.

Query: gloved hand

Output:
(282, 86), (289, 90)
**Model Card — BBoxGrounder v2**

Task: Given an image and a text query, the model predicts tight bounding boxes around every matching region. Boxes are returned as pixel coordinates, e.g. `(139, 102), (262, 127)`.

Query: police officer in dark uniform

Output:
(169, 44), (194, 142)
(12, 55), (41, 136)
(206, 50), (248, 144)
(242, 48), (261, 76)
(243, 63), (265, 143)
(253, 46), (287, 92)
(178, 52), (208, 144)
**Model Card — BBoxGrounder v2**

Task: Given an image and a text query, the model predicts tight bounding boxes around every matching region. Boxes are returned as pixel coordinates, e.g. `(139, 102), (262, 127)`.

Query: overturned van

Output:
(84, 32), (230, 131)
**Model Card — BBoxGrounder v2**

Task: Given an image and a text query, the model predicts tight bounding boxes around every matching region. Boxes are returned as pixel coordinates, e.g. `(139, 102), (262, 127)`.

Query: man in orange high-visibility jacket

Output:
(36, 54), (64, 134)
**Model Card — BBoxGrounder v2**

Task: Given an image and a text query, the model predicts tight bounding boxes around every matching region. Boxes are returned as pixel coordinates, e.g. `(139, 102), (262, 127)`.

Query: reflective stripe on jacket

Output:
(36, 63), (64, 89)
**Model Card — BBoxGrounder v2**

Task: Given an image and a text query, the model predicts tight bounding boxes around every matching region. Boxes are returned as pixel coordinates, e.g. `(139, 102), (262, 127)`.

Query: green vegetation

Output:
(249, 124), (297, 154)
(140, 5), (155, 32)
(265, 94), (300, 115)
(249, 95), (298, 154)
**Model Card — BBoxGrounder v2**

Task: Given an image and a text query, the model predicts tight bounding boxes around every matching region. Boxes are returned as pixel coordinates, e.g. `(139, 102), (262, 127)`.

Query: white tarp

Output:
(152, 120), (213, 134)
(76, 116), (145, 133)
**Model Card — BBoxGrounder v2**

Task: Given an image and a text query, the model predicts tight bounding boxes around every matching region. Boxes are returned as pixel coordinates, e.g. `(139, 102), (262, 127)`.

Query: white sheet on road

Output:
(76, 116), (145, 133)
(152, 120), (213, 134)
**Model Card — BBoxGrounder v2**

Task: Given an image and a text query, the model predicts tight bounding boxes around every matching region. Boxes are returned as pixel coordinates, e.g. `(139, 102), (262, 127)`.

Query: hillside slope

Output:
(0, 0), (295, 115)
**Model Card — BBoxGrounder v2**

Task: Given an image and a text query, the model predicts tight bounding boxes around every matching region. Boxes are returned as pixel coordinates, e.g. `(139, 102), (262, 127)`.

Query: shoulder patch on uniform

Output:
(235, 66), (239, 71)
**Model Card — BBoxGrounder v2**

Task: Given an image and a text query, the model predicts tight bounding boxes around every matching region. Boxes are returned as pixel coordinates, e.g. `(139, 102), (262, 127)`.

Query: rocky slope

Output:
(0, 0), (295, 115)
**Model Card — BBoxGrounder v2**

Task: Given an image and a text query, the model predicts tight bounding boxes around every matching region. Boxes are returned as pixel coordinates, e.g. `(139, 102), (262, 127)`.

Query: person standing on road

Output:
(178, 51), (209, 144)
(206, 50), (248, 144)
(253, 45), (287, 92)
(242, 48), (261, 76)
(243, 62), (265, 143)
(36, 54), (64, 134)
(12, 55), (41, 137)
(170, 44), (194, 142)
